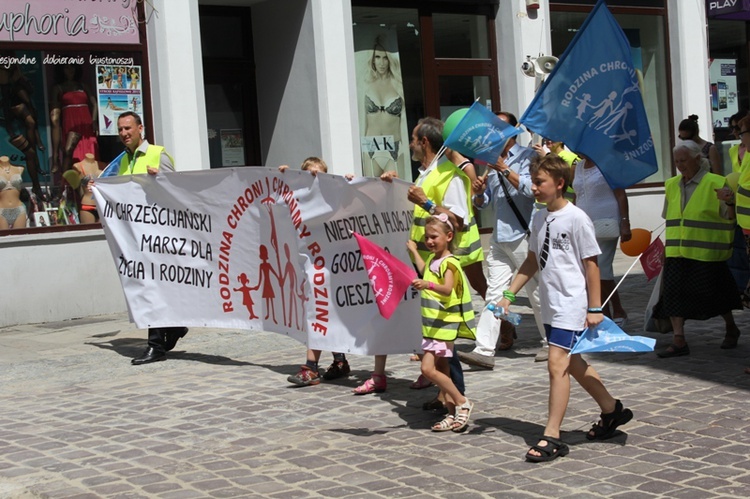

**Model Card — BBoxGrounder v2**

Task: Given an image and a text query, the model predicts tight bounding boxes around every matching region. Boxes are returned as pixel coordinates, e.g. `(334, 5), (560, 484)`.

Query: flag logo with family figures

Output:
(443, 102), (522, 165)
(520, 0), (658, 190)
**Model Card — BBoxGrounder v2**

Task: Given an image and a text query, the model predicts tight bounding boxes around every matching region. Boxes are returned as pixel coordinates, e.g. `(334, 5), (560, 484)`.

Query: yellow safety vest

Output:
(420, 255), (476, 341)
(119, 144), (172, 175)
(736, 151), (750, 228)
(664, 173), (734, 262)
(729, 144), (741, 174)
(410, 162), (483, 266)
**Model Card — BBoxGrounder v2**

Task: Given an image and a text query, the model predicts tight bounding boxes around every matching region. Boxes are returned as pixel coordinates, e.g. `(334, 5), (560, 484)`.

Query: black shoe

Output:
(164, 327), (189, 352)
(422, 397), (447, 412)
(322, 360), (351, 380)
(657, 343), (690, 358)
(131, 347), (166, 365)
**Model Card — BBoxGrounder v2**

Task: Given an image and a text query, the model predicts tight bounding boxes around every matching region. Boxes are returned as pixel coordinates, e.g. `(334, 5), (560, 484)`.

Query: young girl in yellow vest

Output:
(407, 213), (476, 432)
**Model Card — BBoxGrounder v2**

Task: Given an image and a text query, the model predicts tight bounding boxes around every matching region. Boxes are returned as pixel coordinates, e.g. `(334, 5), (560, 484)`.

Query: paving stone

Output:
(1, 257), (750, 497)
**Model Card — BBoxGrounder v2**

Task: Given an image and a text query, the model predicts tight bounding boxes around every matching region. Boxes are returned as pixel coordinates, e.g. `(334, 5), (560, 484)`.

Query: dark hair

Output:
(55, 63), (83, 84)
(118, 111), (142, 125)
(416, 117), (444, 152)
(496, 111), (518, 127)
(730, 110), (749, 127)
(677, 115), (699, 136)
(531, 154), (571, 191)
(739, 115), (750, 133)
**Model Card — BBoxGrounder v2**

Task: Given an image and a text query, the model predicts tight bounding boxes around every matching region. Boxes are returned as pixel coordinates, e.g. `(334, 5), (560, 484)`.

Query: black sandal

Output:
(587, 399), (633, 440)
(525, 435), (570, 463)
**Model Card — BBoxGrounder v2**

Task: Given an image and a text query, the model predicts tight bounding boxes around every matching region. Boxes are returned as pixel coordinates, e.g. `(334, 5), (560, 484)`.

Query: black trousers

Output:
(147, 327), (188, 355)
(450, 348), (465, 395)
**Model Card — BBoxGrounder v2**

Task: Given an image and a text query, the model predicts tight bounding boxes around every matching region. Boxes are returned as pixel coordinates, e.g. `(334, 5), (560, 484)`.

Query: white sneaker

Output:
(535, 345), (549, 362)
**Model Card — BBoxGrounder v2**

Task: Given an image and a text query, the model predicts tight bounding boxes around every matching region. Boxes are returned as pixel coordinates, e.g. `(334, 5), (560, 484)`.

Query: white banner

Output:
(93, 168), (421, 355)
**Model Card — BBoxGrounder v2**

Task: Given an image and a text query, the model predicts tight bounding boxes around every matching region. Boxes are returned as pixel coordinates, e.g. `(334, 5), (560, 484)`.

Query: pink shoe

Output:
(409, 374), (433, 390)
(353, 373), (387, 395)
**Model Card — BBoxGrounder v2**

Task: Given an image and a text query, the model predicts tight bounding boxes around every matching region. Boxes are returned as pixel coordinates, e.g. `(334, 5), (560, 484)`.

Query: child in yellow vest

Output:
(407, 213), (476, 432)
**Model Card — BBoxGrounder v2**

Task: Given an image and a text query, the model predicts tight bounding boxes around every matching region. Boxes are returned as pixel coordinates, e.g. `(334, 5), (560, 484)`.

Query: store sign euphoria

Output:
(0, 1), (138, 44)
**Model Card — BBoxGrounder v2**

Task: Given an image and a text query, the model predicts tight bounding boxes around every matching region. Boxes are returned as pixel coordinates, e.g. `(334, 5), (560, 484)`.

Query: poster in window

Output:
(97, 65), (143, 136)
(709, 59), (738, 129)
(220, 129), (245, 166)
(353, 25), (409, 180)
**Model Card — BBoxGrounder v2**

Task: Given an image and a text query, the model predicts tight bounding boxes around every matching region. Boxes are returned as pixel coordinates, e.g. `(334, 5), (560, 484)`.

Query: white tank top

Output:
(573, 159), (619, 221)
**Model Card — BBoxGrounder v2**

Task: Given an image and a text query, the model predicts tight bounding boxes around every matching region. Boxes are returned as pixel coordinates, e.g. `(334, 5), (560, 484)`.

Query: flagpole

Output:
(602, 224), (666, 308)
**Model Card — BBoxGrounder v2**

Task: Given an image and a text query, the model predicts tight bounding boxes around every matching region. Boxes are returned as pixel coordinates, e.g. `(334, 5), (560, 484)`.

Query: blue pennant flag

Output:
(444, 102), (522, 165)
(570, 316), (656, 355)
(99, 151), (126, 178)
(519, 0), (657, 189)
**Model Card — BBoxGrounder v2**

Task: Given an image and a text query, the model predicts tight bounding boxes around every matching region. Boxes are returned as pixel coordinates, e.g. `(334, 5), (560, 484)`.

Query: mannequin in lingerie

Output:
(0, 156), (27, 229)
(0, 58), (45, 201)
(67, 153), (101, 224)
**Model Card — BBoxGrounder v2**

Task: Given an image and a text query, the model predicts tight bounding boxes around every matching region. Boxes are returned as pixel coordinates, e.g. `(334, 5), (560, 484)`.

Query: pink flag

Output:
(639, 237), (664, 281)
(353, 232), (417, 319)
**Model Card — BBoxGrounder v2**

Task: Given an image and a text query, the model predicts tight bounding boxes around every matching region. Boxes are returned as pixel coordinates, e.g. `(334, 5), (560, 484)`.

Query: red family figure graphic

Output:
(234, 273), (259, 320)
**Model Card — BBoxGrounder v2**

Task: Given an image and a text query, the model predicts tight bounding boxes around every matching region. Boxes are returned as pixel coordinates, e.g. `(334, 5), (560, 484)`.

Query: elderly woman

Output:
(677, 115), (721, 174)
(654, 140), (741, 358)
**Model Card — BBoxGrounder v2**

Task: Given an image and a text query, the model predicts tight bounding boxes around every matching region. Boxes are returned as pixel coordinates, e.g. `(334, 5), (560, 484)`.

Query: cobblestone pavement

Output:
(1, 253), (750, 498)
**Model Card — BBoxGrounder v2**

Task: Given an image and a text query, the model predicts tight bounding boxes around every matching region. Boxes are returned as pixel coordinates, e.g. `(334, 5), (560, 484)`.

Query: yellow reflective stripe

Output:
(422, 317), (461, 330)
(421, 296), (464, 315)
(680, 220), (735, 232)
(665, 239), (732, 250)
(453, 238), (483, 256)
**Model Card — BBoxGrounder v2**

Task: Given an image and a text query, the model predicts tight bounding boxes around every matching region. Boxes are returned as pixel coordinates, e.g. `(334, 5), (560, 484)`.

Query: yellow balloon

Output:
(726, 171), (740, 192)
(621, 228), (651, 256)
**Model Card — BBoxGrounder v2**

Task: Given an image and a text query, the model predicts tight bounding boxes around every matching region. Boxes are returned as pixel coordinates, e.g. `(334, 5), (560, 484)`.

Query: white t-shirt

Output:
(528, 202), (601, 330)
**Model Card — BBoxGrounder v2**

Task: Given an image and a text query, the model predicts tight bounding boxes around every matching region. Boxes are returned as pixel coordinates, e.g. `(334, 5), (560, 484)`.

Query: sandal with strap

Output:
(409, 374), (433, 390)
(525, 436), (570, 462)
(431, 415), (455, 432)
(451, 398), (474, 433)
(352, 373), (387, 395)
(586, 399), (633, 440)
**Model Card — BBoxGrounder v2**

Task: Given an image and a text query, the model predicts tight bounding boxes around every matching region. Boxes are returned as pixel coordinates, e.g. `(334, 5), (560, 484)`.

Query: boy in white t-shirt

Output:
(498, 154), (633, 462)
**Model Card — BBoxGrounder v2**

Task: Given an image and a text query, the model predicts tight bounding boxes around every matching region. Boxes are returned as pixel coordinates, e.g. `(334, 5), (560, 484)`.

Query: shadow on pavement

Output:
(86, 338), (254, 366)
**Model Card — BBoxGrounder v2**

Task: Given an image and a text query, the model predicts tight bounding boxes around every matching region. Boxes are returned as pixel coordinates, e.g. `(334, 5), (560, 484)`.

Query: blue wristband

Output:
(587, 307), (603, 313)
(422, 200), (434, 212)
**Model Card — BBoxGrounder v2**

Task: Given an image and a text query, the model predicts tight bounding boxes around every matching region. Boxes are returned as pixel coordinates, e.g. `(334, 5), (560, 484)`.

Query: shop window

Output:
(551, 10), (671, 185)
(708, 20), (747, 142)
(433, 13), (490, 59)
(352, 7), (424, 181)
(0, 48), (145, 231)
(352, 5), (499, 182)
(0, 1), (148, 233)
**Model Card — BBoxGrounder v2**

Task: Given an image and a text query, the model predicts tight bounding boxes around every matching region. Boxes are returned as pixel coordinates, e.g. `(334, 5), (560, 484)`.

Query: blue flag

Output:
(570, 316), (656, 355)
(99, 151), (126, 178)
(520, 0), (657, 189)
(444, 102), (522, 165)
